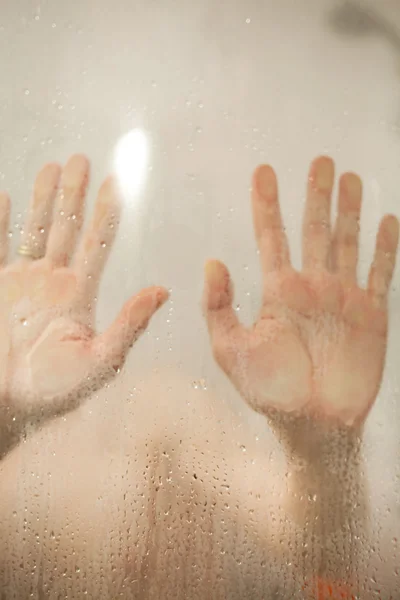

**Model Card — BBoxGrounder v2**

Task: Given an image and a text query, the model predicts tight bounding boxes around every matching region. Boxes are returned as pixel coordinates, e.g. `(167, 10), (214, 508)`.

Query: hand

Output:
(0, 155), (167, 436)
(204, 156), (399, 427)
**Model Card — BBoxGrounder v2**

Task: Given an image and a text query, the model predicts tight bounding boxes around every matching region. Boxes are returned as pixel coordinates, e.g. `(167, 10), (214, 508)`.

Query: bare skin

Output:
(203, 157), (398, 427)
(0, 155), (398, 599)
(203, 156), (399, 596)
(0, 155), (168, 457)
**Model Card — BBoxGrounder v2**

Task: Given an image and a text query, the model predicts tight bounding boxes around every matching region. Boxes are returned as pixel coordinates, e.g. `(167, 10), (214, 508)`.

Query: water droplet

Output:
(101, 241), (106, 248)
(192, 378), (207, 390)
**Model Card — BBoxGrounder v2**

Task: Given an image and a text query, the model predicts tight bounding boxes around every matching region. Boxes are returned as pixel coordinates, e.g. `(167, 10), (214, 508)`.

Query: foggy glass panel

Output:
(0, 0), (399, 598)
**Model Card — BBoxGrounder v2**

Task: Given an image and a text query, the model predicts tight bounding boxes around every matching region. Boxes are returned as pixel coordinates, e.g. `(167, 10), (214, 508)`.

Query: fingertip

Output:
(309, 156), (335, 192)
(381, 213), (399, 250)
(35, 162), (62, 189)
(41, 161), (62, 175)
(90, 178), (121, 232)
(155, 286), (170, 309)
(127, 286), (169, 325)
(312, 155), (334, 167)
(62, 154), (90, 187)
(204, 259), (229, 285)
(252, 164), (277, 199)
(384, 213), (399, 232)
(339, 171), (362, 199)
(98, 175), (120, 205)
(65, 153), (90, 170)
(204, 259), (232, 311)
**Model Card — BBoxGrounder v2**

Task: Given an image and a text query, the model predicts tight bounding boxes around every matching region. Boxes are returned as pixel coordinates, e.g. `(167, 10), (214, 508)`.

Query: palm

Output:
(204, 157), (398, 426)
(0, 262), (93, 412)
(0, 155), (167, 428)
(249, 271), (386, 425)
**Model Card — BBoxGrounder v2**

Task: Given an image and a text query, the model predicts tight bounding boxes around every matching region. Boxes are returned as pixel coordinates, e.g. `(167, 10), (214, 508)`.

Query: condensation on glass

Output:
(0, 0), (399, 598)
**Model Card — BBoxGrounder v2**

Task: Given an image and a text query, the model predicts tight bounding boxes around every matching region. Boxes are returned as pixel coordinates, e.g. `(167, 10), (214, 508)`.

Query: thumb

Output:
(203, 259), (243, 349)
(91, 286), (169, 370)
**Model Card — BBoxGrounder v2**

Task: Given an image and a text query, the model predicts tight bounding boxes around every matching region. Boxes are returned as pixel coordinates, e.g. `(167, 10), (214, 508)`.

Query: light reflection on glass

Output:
(113, 128), (149, 203)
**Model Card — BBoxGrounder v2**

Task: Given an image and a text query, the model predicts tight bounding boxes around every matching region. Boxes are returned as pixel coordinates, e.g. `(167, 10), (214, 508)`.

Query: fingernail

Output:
(204, 261), (232, 310)
(343, 173), (362, 197)
(314, 158), (334, 191)
(155, 288), (169, 308)
(205, 260), (224, 287)
(256, 165), (276, 198)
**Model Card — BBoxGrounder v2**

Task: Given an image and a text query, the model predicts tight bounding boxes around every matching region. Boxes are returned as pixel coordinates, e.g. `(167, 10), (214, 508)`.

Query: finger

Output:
(46, 154), (90, 267)
(73, 176), (120, 298)
(331, 173), (362, 282)
(251, 165), (290, 275)
(203, 259), (240, 334)
(91, 286), (169, 370)
(0, 192), (10, 266)
(367, 214), (399, 309)
(302, 156), (334, 270)
(203, 260), (248, 373)
(19, 162), (61, 261)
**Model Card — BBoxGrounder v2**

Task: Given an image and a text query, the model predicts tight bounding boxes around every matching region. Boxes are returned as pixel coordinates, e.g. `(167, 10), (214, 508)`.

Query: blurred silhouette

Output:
(328, 0), (400, 131)
(328, 1), (400, 51)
